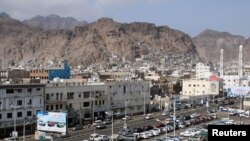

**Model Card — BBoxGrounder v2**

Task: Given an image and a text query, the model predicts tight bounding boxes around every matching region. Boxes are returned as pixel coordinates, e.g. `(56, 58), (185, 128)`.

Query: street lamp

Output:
(124, 100), (129, 129)
(10, 105), (19, 141)
(23, 117), (29, 141)
(173, 96), (176, 136)
(143, 92), (146, 125)
(105, 111), (114, 141)
(90, 94), (96, 134)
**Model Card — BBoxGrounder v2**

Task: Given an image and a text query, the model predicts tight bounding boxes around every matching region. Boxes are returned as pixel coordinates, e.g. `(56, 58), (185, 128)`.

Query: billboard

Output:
(210, 81), (219, 95)
(37, 111), (67, 133)
(227, 87), (250, 97)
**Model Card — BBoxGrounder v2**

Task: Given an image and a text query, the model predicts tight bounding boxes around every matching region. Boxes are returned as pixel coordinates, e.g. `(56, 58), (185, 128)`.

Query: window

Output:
(109, 86), (112, 88)
(0, 114), (1, 119)
(99, 101), (101, 105)
(46, 94), (50, 100)
(193, 84), (196, 87)
(67, 92), (74, 99)
(50, 105), (53, 110)
(37, 88), (41, 91)
(69, 103), (72, 108)
(17, 100), (22, 106)
(6, 89), (14, 94)
(28, 99), (32, 105)
(17, 112), (22, 117)
(27, 88), (32, 92)
(79, 94), (81, 98)
(203, 85), (205, 87)
(60, 104), (62, 109)
(83, 102), (90, 107)
(46, 106), (49, 111)
(17, 89), (22, 93)
(83, 92), (90, 98)
(56, 105), (58, 110)
(27, 111), (32, 116)
(95, 101), (97, 106)
(188, 84), (191, 87)
(60, 93), (63, 100)
(7, 113), (12, 118)
(102, 100), (104, 105)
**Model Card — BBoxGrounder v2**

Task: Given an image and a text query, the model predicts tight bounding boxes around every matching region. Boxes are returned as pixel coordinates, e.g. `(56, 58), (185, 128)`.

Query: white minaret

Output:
(220, 49), (224, 77)
(238, 45), (243, 79)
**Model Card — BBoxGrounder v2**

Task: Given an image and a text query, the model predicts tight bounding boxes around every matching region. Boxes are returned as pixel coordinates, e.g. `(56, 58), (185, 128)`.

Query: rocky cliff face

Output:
(23, 14), (87, 30)
(0, 14), (198, 67)
(193, 29), (250, 65)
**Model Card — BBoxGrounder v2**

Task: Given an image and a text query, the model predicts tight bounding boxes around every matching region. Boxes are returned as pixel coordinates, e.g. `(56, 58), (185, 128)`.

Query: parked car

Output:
(96, 123), (106, 129)
(94, 135), (109, 141)
(145, 114), (153, 120)
(89, 133), (99, 141)
(188, 135), (202, 141)
(155, 123), (166, 128)
(143, 125), (154, 131)
(132, 127), (144, 133)
(122, 115), (132, 121)
(103, 119), (112, 125)
(72, 125), (83, 131)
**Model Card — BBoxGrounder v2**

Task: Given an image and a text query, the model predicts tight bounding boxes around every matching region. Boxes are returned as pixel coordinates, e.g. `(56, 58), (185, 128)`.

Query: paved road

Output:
(24, 102), (241, 141)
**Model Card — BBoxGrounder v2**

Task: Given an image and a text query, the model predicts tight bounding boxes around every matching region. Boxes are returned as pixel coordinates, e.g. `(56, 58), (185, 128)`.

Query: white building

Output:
(107, 81), (150, 116)
(222, 75), (240, 92)
(196, 63), (211, 79)
(0, 84), (44, 128)
(182, 77), (219, 100)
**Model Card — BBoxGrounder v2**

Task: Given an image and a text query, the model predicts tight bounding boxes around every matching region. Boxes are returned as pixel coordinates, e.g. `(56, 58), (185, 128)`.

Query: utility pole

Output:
(79, 103), (82, 126)
(173, 96), (176, 136)
(144, 92), (146, 125)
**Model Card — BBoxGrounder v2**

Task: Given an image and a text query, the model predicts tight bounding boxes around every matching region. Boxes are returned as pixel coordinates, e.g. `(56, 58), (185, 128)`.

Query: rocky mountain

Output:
(0, 13), (198, 67)
(23, 14), (87, 30)
(193, 29), (250, 65)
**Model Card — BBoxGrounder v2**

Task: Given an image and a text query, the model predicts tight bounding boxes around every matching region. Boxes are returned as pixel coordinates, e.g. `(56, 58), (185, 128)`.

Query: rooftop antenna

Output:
(238, 45), (243, 80)
(220, 48), (224, 77)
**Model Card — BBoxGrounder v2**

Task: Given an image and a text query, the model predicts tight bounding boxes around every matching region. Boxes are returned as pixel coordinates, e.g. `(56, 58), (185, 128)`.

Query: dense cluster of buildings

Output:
(0, 45), (250, 138)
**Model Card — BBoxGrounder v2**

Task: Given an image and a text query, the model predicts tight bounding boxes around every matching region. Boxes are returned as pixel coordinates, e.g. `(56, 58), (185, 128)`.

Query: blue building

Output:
(48, 61), (70, 80)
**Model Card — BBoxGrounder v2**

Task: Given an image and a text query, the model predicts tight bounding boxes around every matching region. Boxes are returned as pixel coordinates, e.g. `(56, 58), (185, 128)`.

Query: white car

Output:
(140, 132), (150, 139)
(180, 130), (196, 137)
(145, 131), (153, 137)
(150, 129), (160, 136)
(94, 135), (109, 141)
(89, 133), (99, 141)
(145, 114), (153, 120)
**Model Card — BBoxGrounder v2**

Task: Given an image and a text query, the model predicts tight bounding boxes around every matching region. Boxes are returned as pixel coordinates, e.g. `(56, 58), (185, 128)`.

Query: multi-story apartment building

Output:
(182, 76), (219, 101)
(106, 81), (150, 116)
(45, 80), (150, 126)
(0, 84), (44, 137)
(45, 81), (107, 126)
(196, 62), (211, 79)
(30, 61), (70, 80)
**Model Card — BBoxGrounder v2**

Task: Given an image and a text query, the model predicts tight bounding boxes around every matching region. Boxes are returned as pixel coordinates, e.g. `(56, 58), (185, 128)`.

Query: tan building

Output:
(181, 78), (219, 100)
(30, 69), (48, 79)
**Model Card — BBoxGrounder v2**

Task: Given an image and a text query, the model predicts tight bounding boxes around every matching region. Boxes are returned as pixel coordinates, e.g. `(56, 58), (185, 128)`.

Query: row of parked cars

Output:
(219, 106), (250, 118)
(117, 111), (217, 141)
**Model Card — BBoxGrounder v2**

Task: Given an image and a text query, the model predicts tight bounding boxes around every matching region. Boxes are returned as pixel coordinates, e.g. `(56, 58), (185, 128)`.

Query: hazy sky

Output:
(1, 0), (249, 37)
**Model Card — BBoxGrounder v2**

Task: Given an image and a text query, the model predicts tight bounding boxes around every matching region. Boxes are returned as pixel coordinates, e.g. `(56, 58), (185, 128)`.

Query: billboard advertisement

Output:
(210, 81), (219, 95)
(227, 87), (250, 97)
(37, 111), (67, 133)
